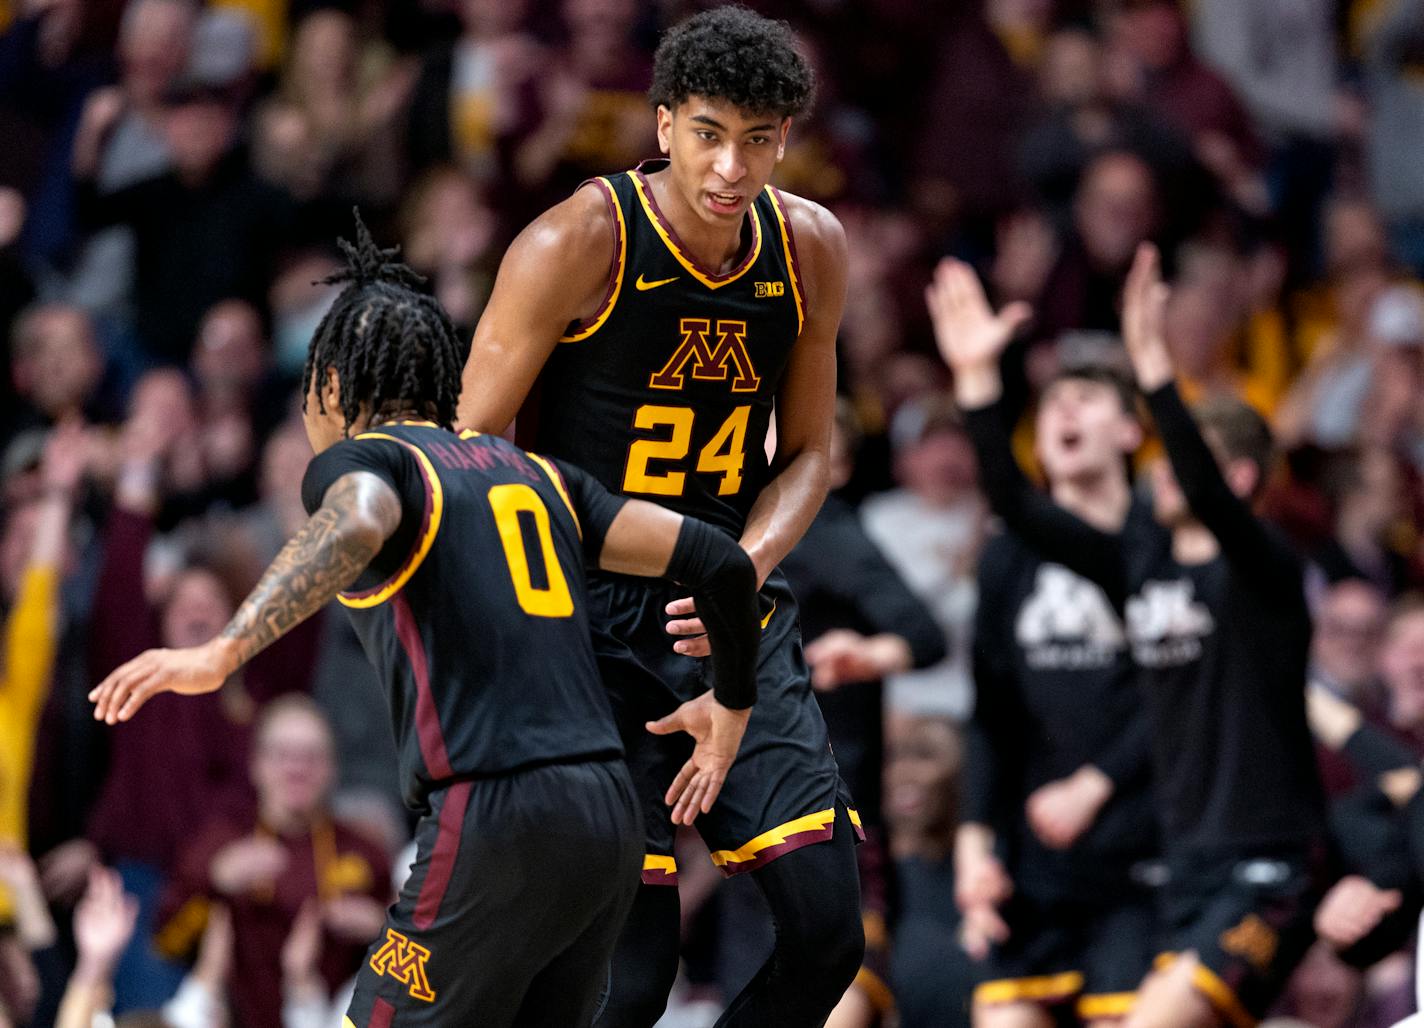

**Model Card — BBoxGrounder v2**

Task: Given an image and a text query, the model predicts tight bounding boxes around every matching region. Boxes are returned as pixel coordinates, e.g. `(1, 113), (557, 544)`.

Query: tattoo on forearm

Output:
(220, 475), (387, 664)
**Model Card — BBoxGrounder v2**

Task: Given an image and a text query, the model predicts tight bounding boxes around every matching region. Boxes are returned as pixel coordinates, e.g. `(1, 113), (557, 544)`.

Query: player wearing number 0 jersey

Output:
(457, 9), (865, 1025)
(90, 217), (764, 1028)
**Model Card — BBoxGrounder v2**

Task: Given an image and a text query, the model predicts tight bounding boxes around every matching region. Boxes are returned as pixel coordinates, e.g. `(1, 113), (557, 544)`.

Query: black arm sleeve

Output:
(548, 459), (629, 566)
(1144, 383), (1301, 587)
(665, 518), (760, 710)
(963, 397), (1129, 608)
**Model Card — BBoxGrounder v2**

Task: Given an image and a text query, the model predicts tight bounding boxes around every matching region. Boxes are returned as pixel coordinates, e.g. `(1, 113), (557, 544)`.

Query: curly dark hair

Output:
(648, 5), (814, 119)
(301, 210), (464, 432)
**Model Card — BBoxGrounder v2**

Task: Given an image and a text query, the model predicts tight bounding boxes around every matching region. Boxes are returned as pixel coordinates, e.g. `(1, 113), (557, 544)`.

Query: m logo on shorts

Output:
(369, 929), (436, 1002)
(1219, 914), (1278, 973)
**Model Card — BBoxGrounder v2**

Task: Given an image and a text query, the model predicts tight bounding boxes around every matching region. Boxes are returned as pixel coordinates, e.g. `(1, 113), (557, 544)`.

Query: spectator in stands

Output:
(156, 695), (390, 1028)
(861, 396), (982, 718)
(397, 165), (499, 331)
(884, 716), (973, 1028)
(72, 72), (294, 364)
(0, 423), (84, 922)
(7, 303), (107, 433)
(1380, 599), (1424, 755)
(1362, 0), (1424, 276)
(1315, 448), (1418, 600)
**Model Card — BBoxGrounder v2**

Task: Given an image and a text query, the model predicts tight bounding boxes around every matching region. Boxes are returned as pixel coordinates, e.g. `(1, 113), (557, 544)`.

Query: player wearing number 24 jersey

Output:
(89, 217), (764, 1028)
(457, 9), (865, 1026)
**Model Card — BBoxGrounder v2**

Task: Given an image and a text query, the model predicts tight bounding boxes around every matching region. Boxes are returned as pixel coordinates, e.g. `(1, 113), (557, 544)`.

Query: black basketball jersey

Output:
(301, 423), (625, 809)
(530, 159), (806, 536)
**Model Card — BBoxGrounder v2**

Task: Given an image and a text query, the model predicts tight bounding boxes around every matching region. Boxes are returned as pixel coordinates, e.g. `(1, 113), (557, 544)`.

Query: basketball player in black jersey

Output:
(90, 220), (765, 1028)
(457, 8), (860, 1026)
(930, 249), (1325, 1028)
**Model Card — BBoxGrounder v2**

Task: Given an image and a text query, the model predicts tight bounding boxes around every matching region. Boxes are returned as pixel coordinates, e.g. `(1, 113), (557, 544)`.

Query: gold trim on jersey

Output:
(561, 177), (627, 343)
(338, 433), (446, 609)
(765, 187), (806, 335)
(629, 172), (763, 289)
(525, 451), (582, 540)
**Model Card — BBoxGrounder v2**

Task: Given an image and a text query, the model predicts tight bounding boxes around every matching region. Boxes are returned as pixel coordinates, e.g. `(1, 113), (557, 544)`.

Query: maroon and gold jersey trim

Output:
(641, 853), (679, 886)
(338, 433), (445, 609)
(629, 170), (763, 289)
(561, 177), (627, 343)
(765, 187), (806, 335)
(974, 971), (1085, 1007)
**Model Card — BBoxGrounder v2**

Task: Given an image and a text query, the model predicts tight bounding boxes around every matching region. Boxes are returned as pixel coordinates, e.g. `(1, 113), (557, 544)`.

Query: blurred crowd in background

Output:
(3, 0), (1424, 1025)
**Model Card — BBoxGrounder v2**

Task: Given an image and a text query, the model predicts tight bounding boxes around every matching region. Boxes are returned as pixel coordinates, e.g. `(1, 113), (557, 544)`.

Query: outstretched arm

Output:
(1122, 245), (1298, 585)
(926, 258), (1129, 606)
(90, 472), (401, 723)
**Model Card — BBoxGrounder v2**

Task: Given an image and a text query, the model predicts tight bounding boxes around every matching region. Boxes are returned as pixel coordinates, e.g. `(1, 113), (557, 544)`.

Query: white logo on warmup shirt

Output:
(1125, 579), (1215, 667)
(1015, 565), (1126, 670)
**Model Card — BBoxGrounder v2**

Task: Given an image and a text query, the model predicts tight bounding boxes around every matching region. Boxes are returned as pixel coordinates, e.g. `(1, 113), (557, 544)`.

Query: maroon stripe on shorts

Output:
(413, 780), (473, 930)
(392, 593), (453, 780)
(369, 998), (395, 1028)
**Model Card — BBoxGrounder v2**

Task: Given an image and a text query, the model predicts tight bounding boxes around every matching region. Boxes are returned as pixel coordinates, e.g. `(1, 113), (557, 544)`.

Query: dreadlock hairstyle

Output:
(302, 210), (463, 432)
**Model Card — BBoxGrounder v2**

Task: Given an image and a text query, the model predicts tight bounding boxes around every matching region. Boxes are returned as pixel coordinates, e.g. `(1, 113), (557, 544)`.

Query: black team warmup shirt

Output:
(964, 383), (1324, 864)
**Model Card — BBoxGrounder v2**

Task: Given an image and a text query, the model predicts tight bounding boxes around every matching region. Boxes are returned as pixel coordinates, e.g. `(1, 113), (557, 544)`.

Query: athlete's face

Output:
(1035, 378), (1140, 485)
(657, 97), (790, 224)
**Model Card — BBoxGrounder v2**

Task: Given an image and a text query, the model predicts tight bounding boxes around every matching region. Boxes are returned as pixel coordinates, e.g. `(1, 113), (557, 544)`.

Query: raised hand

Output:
(647, 691), (751, 826)
(1314, 875), (1402, 950)
(1121, 243), (1174, 391)
(924, 258), (1032, 408)
(72, 867), (138, 981)
(89, 639), (237, 724)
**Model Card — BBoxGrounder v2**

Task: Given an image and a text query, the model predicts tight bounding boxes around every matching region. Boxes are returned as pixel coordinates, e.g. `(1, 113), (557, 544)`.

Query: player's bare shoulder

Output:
(773, 191), (848, 324)
(499, 181), (620, 325)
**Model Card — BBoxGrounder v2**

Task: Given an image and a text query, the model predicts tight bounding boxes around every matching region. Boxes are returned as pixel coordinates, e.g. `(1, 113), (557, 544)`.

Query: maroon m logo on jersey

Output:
(649, 319), (761, 393)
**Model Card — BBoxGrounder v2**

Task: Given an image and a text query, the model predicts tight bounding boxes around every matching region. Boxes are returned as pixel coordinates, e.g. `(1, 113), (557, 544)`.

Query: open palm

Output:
(90, 642), (231, 724)
(925, 258), (1032, 372)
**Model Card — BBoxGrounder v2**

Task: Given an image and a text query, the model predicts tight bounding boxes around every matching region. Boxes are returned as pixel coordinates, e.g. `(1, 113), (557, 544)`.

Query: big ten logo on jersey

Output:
(755, 281), (785, 298)
(1015, 564), (1125, 671)
(1125, 579), (1215, 668)
(650, 318), (760, 393)
(369, 929), (436, 1002)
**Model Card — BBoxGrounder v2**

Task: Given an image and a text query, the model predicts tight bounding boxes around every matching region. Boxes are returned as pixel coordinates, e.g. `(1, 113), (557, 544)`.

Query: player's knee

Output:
(779, 892), (864, 990)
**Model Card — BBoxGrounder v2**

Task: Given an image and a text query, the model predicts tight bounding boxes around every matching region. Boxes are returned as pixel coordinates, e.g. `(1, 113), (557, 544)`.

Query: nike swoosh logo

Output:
(635, 274), (679, 291)
(761, 599), (777, 630)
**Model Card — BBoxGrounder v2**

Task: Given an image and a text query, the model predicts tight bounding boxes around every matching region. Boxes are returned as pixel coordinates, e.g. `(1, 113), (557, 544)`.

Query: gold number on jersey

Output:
(622, 404), (751, 497)
(697, 404), (750, 495)
(487, 484), (574, 618)
(623, 405), (693, 495)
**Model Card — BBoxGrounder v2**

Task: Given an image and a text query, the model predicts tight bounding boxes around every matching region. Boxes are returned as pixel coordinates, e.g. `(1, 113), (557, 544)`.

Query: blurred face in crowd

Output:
(253, 702), (336, 824)
(11, 305), (102, 420)
(1338, 449), (1404, 541)
(1382, 607), (1424, 729)
(1148, 426), (1258, 528)
(401, 168), (496, 273)
(1035, 376), (1141, 486)
(1282, 944), (1363, 1028)
(884, 718), (960, 843)
(161, 568), (233, 649)
(895, 426), (978, 507)
(165, 98), (237, 180)
(1313, 580), (1387, 695)
(657, 97), (790, 230)
(1324, 199), (1390, 279)
(119, 0), (195, 105)
(1119, 1), (1185, 71)
(563, 0), (637, 38)
(1040, 29), (1102, 107)
(1074, 152), (1156, 271)
(289, 10), (356, 97)
(193, 300), (266, 396)
(1164, 277), (1241, 381)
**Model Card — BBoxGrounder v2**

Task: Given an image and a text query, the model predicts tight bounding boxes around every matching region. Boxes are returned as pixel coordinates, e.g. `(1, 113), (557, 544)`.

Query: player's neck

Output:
(647, 169), (750, 276)
(1049, 466), (1130, 533)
